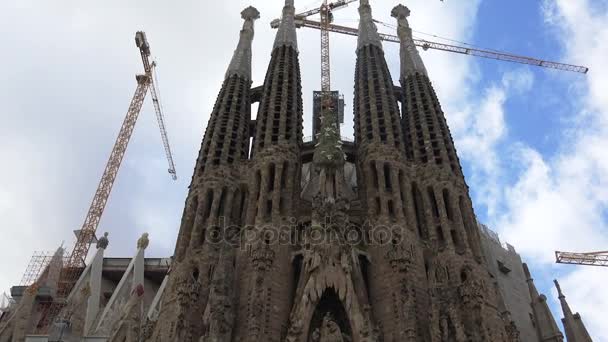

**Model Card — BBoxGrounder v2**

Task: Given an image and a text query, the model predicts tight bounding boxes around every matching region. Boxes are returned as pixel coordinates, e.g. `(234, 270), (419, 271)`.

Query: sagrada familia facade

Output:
(0, 0), (594, 341)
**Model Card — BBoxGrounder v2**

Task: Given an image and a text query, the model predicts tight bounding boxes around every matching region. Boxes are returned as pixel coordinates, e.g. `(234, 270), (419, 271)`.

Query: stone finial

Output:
(226, 6), (260, 81)
(241, 6), (260, 21)
(97, 232), (109, 250)
(391, 4), (411, 23)
(137, 233), (150, 250)
(392, 4), (427, 77)
(554, 279), (564, 298)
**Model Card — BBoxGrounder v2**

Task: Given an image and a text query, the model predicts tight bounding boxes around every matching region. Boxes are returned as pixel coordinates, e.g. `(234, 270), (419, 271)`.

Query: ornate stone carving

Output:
(251, 243), (275, 271)
(384, 243), (414, 272)
(137, 232), (150, 250)
(97, 232), (109, 249)
(314, 313), (347, 342)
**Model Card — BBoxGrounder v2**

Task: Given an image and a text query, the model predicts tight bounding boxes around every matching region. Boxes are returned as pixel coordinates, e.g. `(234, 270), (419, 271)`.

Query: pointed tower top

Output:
(554, 279), (565, 298)
(392, 4), (427, 78)
(225, 6), (260, 81)
(357, 0), (383, 51)
(555, 278), (575, 318)
(273, 0), (298, 51)
(555, 278), (593, 342)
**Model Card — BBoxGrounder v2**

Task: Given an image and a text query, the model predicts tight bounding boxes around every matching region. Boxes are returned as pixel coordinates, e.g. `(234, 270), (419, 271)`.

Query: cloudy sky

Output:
(1, 0), (607, 338)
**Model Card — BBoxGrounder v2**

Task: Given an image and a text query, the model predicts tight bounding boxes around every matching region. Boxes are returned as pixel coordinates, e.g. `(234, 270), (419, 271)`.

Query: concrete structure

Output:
(478, 224), (567, 342)
(0, 1), (593, 341)
(0, 235), (169, 342)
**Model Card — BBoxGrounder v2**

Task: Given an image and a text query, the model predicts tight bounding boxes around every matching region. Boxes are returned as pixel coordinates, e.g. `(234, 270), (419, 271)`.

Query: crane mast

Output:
(320, 0), (332, 114)
(37, 32), (177, 332)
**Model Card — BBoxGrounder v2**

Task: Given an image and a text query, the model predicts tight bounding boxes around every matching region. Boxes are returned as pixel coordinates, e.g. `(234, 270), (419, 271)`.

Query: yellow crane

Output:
(555, 250), (608, 267)
(270, 1), (588, 74)
(37, 31), (177, 332)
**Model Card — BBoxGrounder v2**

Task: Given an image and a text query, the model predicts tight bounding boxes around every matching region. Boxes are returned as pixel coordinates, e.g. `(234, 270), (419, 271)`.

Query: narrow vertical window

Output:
(384, 163), (392, 190)
(428, 186), (439, 218)
(412, 183), (428, 239)
(443, 188), (453, 220)
(371, 161), (379, 189)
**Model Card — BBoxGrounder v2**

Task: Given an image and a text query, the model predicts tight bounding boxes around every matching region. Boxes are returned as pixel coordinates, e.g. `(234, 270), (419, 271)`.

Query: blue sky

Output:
(1, 0), (607, 339)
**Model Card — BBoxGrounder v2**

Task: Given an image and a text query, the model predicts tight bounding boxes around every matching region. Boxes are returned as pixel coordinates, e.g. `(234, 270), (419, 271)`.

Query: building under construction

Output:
(0, 0), (594, 341)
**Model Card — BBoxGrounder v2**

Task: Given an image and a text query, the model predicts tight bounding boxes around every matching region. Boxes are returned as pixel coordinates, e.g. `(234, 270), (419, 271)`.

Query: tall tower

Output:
(234, 0), (303, 340)
(143, 2), (530, 342)
(389, 4), (511, 341)
(146, 6), (260, 341)
(352, 1), (424, 341)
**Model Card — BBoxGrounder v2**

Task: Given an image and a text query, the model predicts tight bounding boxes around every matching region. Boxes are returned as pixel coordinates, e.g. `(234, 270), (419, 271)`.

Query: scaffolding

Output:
(19, 251), (72, 287)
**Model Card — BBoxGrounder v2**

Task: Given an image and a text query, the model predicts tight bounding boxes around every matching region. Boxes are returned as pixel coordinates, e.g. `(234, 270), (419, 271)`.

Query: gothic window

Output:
(443, 188), (453, 220)
(203, 189), (214, 221)
(265, 199), (273, 220)
(437, 226), (445, 246)
(281, 161), (289, 189)
(217, 187), (227, 218)
(398, 170), (407, 217)
(451, 229), (465, 253)
(412, 182), (428, 240)
(359, 254), (371, 298)
(370, 161), (379, 189)
(460, 268), (468, 283)
(231, 189), (242, 225)
(268, 163), (276, 192)
(427, 187), (439, 218)
(388, 200), (395, 219)
(383, 163), (392, 191)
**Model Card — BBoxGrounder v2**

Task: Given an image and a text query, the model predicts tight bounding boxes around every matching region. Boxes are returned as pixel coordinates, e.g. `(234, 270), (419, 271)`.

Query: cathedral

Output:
(0, 0), (593, 341)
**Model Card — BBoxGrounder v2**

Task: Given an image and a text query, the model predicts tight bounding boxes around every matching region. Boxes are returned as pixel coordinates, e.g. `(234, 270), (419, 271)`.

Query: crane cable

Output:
(371, 18), (509, 55)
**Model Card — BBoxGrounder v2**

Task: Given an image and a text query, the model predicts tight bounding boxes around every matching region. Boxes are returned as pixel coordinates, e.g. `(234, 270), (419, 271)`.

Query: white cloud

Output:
(0, 0), (485, 298)
(452, 68), (534, 216)
(470, 0), (608, 339)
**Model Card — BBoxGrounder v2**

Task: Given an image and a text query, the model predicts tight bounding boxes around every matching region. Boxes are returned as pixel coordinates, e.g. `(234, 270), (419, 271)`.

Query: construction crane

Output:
(555, 250), (608, 267)
(270, 1), (589, 74)
(37, 31), (177, 332)
(319, 0), (334, 114)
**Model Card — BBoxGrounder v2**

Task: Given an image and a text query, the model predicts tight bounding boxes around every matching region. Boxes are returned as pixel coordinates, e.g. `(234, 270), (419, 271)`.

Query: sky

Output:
(1, 0), (607, 339)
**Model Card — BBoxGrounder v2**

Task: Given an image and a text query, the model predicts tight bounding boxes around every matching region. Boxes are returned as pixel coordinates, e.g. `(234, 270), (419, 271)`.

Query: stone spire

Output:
(393, 4), (464, 178)
(554, 279), (593, 342)
(226, 6), (260, 81)
(357, 0), (383, 51)
(391, 4), (427, 77)
(273, 0), (298, 51)
(523, 264), (564, 342)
